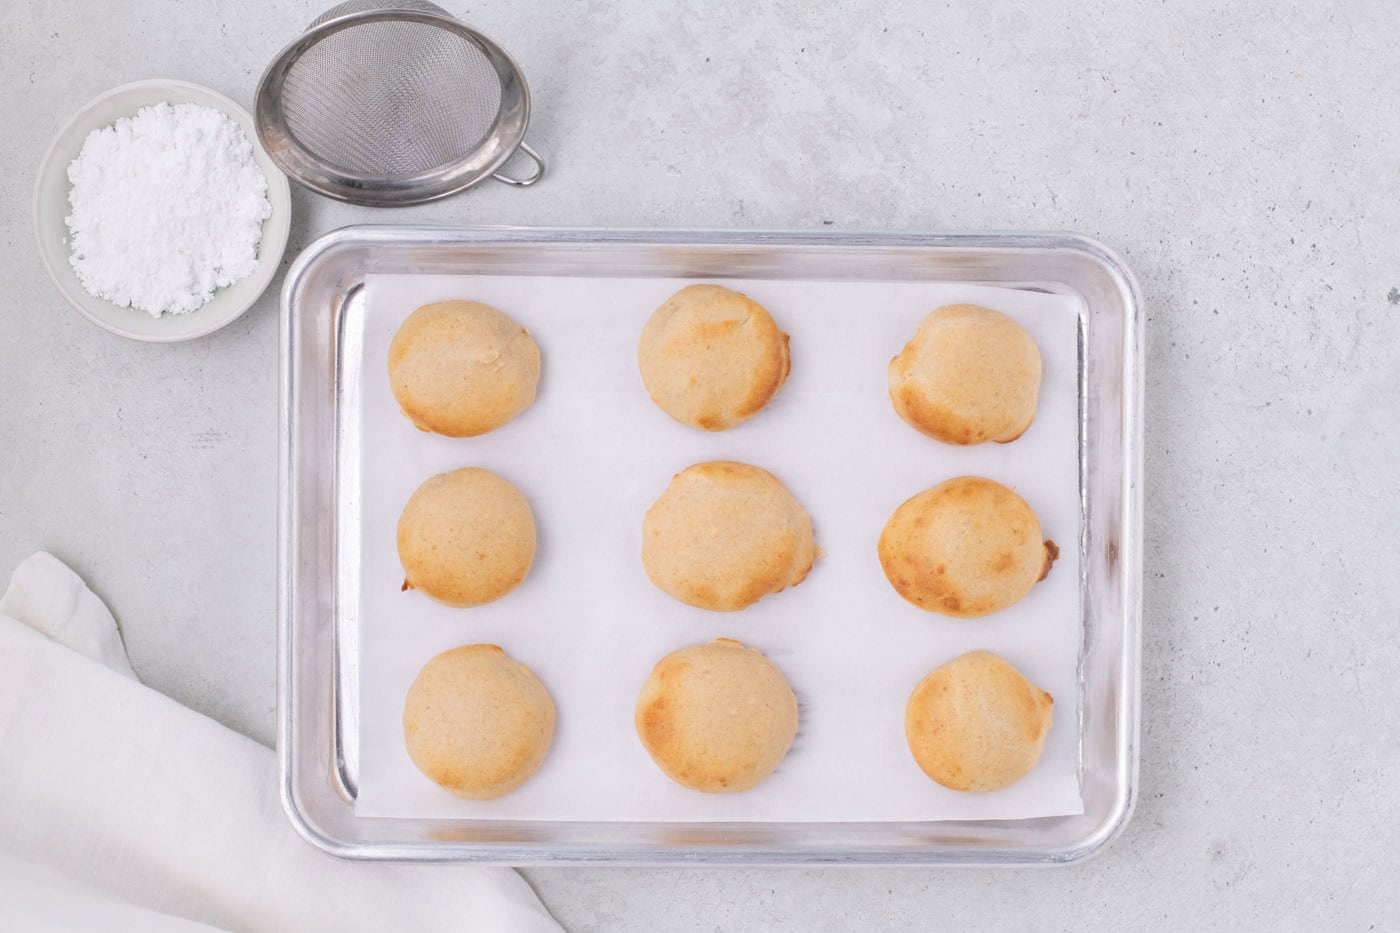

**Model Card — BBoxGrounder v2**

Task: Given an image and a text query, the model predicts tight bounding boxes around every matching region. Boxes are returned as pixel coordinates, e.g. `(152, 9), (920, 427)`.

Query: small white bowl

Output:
(32, 79), (292, 342)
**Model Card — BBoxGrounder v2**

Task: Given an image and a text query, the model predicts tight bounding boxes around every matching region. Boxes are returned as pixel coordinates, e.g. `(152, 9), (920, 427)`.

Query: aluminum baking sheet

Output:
(278, 226), (1142, 864)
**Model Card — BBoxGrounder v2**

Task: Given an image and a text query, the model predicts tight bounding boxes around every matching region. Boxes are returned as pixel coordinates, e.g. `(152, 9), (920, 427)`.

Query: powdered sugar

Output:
(65, 102), (272, 317)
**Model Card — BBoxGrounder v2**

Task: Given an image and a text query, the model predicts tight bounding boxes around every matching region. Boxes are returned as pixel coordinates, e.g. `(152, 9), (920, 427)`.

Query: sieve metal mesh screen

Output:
(279, 1), (503, 177)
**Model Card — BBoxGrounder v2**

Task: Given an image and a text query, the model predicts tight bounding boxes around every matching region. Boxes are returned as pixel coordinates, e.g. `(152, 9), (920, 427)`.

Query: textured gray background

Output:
(2, 0), (1398, 929)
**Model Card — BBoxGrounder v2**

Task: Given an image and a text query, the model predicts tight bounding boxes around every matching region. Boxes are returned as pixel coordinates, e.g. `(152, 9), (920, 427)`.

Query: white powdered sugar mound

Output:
(65, 102), (272, 317)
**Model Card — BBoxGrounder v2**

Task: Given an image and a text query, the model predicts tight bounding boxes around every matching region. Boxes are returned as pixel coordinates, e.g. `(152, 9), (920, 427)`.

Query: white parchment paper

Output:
(355, 273), (1084, 822)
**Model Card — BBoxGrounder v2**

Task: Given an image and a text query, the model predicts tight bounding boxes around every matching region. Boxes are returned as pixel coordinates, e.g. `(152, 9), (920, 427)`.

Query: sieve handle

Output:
(491, 141), (546, 187)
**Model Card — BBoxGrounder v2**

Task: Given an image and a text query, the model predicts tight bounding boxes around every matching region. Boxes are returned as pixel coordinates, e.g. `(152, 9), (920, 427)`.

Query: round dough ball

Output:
(635, 638), (798, 793)
(642, 461), (816, 611)
(878, 476), (1057, 618)
(397, 468), (536, 607)
(389, 301), (541, 437)
(403, 644), (555, 800)
(905, 650), (1053, 793)
(638, 284), (791, 431)
(888, 304), (1042, 445)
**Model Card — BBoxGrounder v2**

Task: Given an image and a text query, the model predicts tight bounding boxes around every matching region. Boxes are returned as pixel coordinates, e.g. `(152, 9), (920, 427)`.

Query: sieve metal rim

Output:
(254, 7), (543, 206)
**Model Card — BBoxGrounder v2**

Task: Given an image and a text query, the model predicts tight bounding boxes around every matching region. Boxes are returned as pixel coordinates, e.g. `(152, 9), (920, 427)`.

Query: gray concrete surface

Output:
(2, 0), (1397, 929)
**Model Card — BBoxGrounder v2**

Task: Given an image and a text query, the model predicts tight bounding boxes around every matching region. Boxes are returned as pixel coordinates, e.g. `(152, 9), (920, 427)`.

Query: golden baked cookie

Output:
(905, 650), (1053, 793)
(888, 304), (1042, 445)
(397, 467), (536, 607)
(642, 461), (816, 611)
(635, 638), (798, 793)
(403, 644), (555, 800)
(388, 300), (541, 437)
(878, 476), (1057, 618)
(637, 284), (790, 431)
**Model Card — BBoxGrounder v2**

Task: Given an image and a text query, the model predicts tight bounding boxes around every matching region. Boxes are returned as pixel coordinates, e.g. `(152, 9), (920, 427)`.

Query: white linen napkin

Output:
(0, 552), (561, 933)
(0, 848), (222, 932)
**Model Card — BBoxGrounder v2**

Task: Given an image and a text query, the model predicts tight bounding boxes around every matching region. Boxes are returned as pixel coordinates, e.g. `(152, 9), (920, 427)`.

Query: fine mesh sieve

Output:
(255, 1), (544, 206)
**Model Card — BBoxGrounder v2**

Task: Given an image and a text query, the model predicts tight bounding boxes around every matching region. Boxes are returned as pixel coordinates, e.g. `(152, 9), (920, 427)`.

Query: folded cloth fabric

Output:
(0, 848), (221, 932)
(0, 551), (135, 679)
(0, 552), (561, 933)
